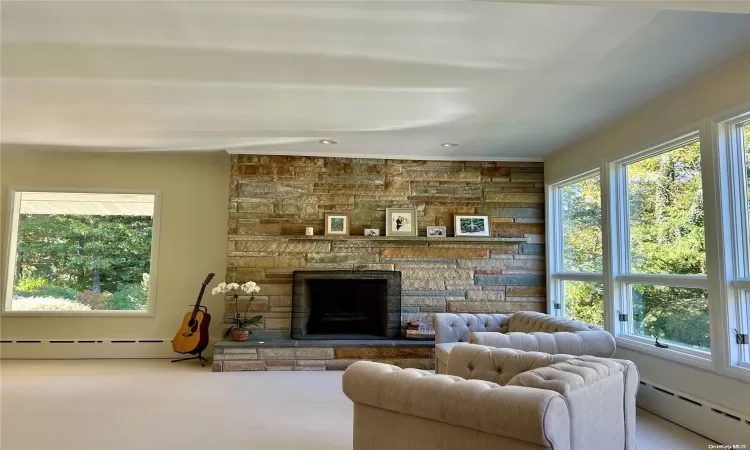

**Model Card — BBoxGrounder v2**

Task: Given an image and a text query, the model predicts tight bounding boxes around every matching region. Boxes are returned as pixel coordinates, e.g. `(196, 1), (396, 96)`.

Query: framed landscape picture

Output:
(324, 213), (350, 236)
(454, 215), (490, 237)
(385, 208), (418, 236)
(426, 226), (447, 238)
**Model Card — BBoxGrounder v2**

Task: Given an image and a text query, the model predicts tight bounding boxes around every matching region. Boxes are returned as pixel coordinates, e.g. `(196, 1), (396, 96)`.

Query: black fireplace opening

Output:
(292, 271), (401, 340)
(306, 279), (387, 336)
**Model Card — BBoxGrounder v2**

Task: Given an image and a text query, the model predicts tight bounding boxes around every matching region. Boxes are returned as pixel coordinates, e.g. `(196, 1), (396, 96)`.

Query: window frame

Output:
(1, 186), (162, 317)
(610, 131), (713, 362)
(714, 109), (750, 376)
(547, 170), (604, 324)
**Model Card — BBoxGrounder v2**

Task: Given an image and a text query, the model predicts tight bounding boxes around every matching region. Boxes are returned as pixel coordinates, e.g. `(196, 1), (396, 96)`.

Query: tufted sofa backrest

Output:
(507, 356), (625, 393)
(446, 343), (574, 385)
(433, 313), (510, 344)
(508, 311), (601, 333)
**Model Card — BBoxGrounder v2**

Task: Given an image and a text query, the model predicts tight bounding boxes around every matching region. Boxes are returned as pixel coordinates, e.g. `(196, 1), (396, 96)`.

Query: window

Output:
(3, 189), (159, 314)
(549, 172), (604, 326)
(615, 134), (710, 355)
(723, 115), (750, 371)
(548, 110), (750, 379)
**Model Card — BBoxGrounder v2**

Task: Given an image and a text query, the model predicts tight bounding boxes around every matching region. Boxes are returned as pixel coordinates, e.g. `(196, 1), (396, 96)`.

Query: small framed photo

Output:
(454, 215), (490, 237)
(426, 226), (447, 238)
(325, 213), (350, 236)
(364, 228), (380, 236)
(385, 208), (418, 236)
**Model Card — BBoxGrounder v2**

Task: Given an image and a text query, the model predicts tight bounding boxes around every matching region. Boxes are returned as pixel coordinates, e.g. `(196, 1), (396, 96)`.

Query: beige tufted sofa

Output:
(343, 343), (638, 450)
(433, 311), (615, 374)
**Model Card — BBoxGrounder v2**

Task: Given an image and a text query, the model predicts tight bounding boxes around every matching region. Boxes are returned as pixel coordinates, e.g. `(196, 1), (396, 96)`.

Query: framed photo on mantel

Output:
(385, 208), (418, 237)
(454, 215), (490, 237)
(324, 213), (350, 236)
(426, 226), (447, 238)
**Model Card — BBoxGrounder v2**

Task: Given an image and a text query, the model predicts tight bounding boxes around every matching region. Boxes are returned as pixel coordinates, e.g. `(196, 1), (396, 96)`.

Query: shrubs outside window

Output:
(4, 190), (158, 313)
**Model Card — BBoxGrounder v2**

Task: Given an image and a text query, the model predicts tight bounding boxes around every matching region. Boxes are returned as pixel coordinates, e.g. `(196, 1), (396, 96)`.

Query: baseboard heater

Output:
(0, 339), (203, 359)
(637, 378), (750, 444)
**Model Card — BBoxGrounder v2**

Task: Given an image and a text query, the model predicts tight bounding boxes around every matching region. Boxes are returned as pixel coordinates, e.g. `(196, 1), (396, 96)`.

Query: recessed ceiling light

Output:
(441, 143), (459, 147)
(319, 139), (338, 145)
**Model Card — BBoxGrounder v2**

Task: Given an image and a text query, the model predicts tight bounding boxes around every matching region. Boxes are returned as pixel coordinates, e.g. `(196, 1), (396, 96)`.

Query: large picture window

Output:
(3, 189), (159, 315)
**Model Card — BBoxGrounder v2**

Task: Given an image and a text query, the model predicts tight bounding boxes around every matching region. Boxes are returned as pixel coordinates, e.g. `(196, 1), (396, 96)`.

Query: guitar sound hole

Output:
(188, 319), (197, 328)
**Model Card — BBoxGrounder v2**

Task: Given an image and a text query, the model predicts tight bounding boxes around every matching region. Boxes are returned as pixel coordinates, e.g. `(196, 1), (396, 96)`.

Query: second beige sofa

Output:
(433, 311), (616, 373)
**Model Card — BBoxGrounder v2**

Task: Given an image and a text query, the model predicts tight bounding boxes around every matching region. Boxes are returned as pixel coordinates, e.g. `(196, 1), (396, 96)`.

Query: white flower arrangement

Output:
(211, 281), (261, 296)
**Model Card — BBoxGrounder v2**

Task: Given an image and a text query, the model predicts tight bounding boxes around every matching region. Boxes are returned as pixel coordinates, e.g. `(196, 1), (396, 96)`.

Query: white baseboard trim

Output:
(637, 377), (750, 445)
(0, 339), (218, 359)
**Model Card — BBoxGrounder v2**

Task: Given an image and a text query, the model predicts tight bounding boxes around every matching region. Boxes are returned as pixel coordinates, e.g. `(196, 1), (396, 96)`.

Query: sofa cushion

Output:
(446, 343), (574, 385)
(507, 356), (626, 395)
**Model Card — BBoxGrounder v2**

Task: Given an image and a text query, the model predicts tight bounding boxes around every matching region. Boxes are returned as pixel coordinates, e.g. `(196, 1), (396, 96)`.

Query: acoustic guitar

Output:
(172, 273), (214, 356)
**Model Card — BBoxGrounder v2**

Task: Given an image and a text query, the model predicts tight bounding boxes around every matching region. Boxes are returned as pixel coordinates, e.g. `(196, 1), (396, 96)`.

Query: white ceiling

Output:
(1, 1), (749, 160)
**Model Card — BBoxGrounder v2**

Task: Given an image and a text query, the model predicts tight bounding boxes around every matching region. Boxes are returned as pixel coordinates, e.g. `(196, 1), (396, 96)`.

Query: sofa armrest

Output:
(343, 360), (570, 449)
(469, 330), (616, 357)
(433, 313), (510, 344)
(508, 356), (637, 450)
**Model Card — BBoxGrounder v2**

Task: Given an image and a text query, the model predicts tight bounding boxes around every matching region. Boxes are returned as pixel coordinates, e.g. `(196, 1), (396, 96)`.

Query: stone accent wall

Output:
(226, 155), (545, 338)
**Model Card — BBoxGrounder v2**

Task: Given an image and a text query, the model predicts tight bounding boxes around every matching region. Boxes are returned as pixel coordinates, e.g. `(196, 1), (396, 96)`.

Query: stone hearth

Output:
(212, 339), (435, 372)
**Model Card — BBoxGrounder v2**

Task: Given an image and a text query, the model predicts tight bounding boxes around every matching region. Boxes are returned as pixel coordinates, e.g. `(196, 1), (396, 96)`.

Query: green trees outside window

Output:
(561, 174), (602, 273)
(8, 192), (156, 312)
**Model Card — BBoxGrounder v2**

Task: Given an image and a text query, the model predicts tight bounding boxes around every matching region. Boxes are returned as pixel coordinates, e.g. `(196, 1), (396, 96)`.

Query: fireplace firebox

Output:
(291, 271), (401, 339)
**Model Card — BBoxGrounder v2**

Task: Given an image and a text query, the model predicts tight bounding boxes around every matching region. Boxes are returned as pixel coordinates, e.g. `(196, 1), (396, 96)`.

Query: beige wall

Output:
(0, 151), (230, 342)
(545, 47), (750, 184)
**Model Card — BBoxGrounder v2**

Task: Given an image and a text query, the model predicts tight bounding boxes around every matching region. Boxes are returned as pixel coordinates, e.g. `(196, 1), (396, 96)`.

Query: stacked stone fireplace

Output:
(212, 155), (545, 372)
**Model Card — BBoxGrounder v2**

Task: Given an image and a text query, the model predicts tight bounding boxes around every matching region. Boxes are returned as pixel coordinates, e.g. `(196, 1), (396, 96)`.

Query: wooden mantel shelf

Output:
(228, 235), (528, 243)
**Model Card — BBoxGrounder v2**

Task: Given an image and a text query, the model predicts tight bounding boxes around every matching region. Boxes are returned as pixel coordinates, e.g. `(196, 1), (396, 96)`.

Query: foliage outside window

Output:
(627, 139), (706, 275)
(630, 285), (710, 350)
(623, 139), (709, 350)
(561, 174), (602, 273)
(563, 280), (603, 326)
(5, 191), (156, 313)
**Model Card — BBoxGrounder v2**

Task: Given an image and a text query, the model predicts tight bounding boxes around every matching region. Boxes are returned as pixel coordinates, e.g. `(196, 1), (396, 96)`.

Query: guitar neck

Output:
(190, 273), (215, 320)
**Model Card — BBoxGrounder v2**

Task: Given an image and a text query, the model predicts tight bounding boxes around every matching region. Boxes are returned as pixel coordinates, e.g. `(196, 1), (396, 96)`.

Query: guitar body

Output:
(172, 273), (214, 355)
(172, 310), (211, 354)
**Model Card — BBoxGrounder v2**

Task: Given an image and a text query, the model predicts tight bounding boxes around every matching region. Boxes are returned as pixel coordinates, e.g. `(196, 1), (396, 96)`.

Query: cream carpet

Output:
(1, 360), (714, 450)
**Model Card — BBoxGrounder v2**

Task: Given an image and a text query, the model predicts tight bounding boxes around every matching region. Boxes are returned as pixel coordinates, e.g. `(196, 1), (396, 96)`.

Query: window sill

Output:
(723, 364), (750, 384)
(615, 335), (713, 371)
